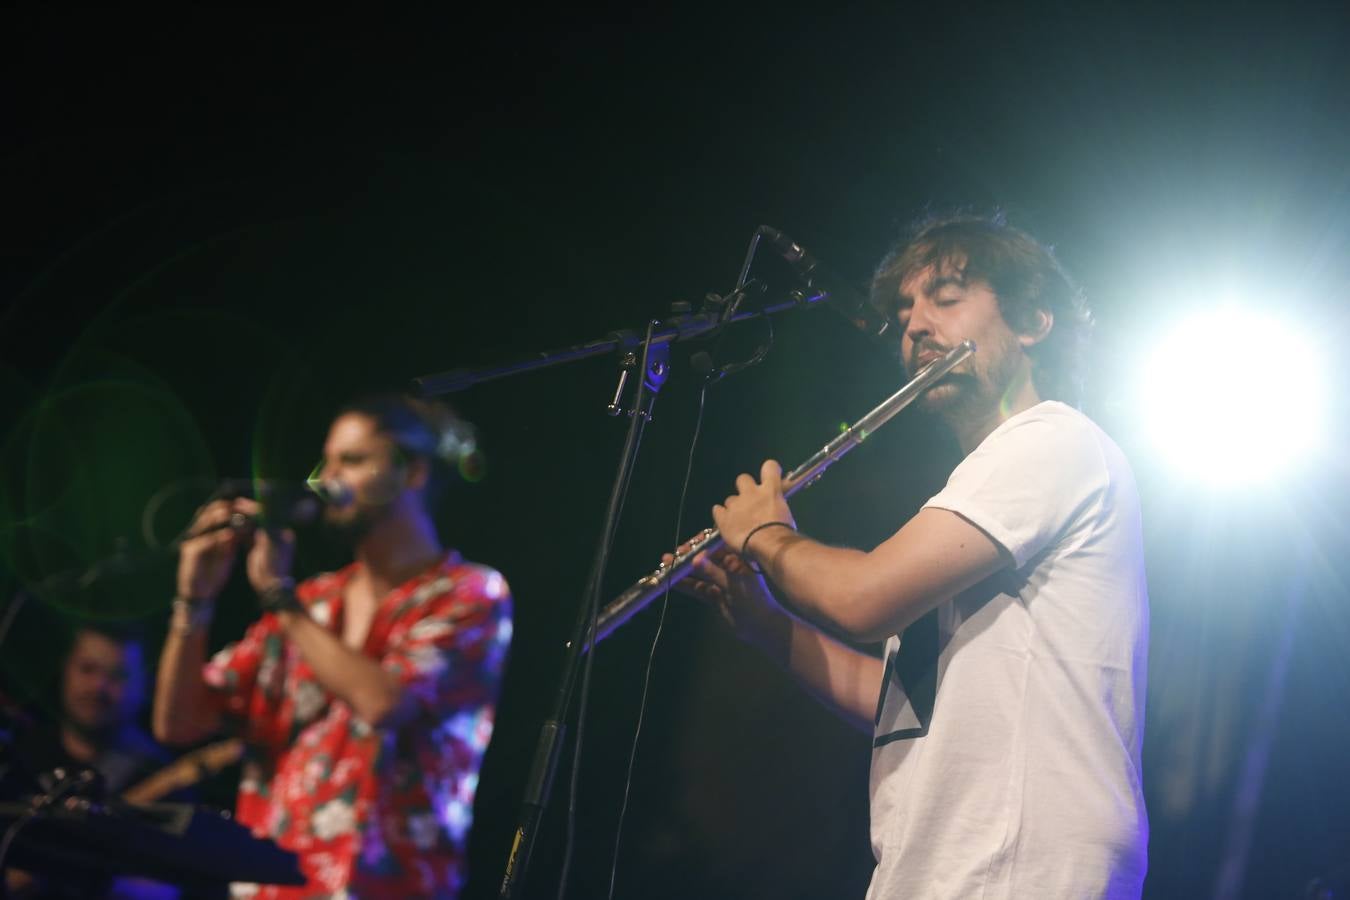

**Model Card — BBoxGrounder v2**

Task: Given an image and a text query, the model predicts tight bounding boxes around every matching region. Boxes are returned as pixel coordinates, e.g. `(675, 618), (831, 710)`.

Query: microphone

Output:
(757, 226), (897, 351)
(189, 478), (352, 538)
(307, 478), (353, 510)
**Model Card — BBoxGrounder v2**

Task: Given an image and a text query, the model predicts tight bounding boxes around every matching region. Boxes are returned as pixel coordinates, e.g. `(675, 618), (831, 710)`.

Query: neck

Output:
(948, 365), (1043, 455)
(353, 507), (444, 593)
(60, 722), (110, 764)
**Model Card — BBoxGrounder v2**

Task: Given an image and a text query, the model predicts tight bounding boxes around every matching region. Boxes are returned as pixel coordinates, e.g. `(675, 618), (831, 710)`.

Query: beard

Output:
(914, 374), (975, 414)
(320, 503), (387, 547)
(63, 700), (119, 742)
(908, 332), (1023, 419)
(904, 350), (980, 415)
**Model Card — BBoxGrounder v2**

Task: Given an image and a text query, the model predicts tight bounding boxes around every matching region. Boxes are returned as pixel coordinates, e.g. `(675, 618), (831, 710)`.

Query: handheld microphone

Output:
(757, 226), (897, 351)
(187, 478), (352, 539)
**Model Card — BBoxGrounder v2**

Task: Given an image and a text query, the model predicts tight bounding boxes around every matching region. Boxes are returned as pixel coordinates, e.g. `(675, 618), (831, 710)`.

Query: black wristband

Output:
(258, 577), (303, 614)
(739, 521), (795, 573)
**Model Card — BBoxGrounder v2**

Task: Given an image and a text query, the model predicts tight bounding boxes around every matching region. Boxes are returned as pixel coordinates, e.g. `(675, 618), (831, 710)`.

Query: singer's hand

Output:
(177, 500), (244, 602)
(711, 460), (796, 564)
(236, 498), (296, 596)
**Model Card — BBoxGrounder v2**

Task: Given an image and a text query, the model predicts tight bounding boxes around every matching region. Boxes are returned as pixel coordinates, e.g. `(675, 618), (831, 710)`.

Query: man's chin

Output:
(320, 519), (371, 546)
(320, 508), (380, 546)
(917, 380), (964, 412)
(65, 714), (115, 739)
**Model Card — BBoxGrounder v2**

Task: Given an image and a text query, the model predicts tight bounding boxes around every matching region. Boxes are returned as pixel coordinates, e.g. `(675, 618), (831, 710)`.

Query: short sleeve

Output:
(202, 614), (283, 719)
(380, 565), (513, 719)
(923, 405), (1110, 569)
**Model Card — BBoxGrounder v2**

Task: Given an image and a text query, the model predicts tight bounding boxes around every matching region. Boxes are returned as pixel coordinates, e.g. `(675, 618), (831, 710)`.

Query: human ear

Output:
(405, 456), (431, 492)
(1017, 308), (1054, 348)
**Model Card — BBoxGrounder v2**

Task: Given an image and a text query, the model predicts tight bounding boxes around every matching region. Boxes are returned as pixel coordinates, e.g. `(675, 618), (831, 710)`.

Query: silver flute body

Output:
(591, 339), (975, 645)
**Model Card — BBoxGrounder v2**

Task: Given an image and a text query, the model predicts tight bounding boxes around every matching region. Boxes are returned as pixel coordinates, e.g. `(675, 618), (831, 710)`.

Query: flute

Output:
(591, 339), (975, 645)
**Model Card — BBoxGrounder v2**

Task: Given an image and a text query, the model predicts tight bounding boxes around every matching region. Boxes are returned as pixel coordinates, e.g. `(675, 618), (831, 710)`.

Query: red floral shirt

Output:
(203, 552), (512, 899)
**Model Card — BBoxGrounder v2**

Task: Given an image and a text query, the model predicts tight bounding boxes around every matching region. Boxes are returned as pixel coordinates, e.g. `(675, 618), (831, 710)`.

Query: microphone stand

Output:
(413, 294), (834, 396)
(411, 228), (891, 899)
(425, 305), (770, 899)
(500, 325), (666, 900)
(413, 225), (896, 398)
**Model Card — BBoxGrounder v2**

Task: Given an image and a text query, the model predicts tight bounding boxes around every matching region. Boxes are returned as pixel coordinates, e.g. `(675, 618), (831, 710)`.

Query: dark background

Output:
(4, 5), (1350, 898)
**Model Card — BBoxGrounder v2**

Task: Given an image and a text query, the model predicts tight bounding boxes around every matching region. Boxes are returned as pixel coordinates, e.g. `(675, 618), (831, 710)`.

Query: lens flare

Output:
(1139, 308), (1326, 487)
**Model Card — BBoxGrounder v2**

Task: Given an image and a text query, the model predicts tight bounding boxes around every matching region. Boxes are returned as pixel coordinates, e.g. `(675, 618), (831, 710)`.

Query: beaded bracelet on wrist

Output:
(170, 596), (215, 636)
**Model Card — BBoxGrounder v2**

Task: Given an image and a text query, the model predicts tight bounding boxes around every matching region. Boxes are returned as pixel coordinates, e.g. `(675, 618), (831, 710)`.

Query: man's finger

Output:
(233, 497), (263, 515)
(707, 545), (738, 567)
(760, 459), (782, 491)
(192, 501), (236, 529)
(690, 551), (730, 592)
(671, 578), (717, 601)
(709, 545), (759, 575)
(722, 553), (751, 575)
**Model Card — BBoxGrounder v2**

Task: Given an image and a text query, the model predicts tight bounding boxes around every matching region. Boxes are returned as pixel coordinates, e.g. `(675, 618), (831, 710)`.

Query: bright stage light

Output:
(1138, 307), (1326, 487)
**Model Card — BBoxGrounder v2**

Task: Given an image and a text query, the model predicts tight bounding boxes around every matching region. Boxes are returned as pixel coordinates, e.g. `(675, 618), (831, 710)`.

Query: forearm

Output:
(153, 604), (222, 745)
(744, 602), (882, 735)
(277, 612), (407, 727)
(743, 508), (1010, 644)
(752, 531), (898, 642)
(785, 618), (884, 734)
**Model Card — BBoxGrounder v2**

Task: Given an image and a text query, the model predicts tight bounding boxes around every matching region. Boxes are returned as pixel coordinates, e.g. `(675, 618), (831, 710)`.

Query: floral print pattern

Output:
(203, 552), (512, 898)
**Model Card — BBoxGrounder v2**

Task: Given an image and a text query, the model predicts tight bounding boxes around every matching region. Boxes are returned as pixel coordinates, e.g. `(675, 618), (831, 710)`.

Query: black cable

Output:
(607, 378), (711, 899)
(559, 230), (779, 895)
(599, 236), (780, 893)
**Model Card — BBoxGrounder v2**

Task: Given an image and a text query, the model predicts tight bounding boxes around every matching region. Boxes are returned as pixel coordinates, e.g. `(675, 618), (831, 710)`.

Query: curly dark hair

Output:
(338, 394), (482, 505)
(870, 212), (1093, 407)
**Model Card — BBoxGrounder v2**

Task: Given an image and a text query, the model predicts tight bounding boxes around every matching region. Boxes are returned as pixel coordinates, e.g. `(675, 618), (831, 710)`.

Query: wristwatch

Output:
(257, 577), (304, 614)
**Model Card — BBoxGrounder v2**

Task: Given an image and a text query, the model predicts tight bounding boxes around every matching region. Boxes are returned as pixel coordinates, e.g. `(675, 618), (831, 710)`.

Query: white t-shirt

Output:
(867, 401), (1149, 900)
